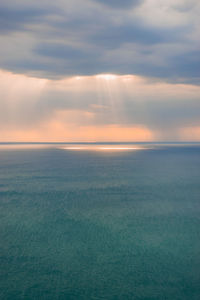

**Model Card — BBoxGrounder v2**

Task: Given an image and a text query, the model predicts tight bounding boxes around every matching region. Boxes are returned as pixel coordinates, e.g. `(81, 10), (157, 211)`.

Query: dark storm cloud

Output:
(170, 51), (200, 78)
(2, 46), (199, 84)
(115, 51), (200, 85)
(0, 0), (199, 84)
(35, 43), (100, 61)
(89, 22), (165, 48)
(127, 49), (200, 84)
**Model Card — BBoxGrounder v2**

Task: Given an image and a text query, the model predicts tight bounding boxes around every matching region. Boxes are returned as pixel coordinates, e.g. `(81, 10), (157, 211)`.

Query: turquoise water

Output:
(0, 143), (200, 299)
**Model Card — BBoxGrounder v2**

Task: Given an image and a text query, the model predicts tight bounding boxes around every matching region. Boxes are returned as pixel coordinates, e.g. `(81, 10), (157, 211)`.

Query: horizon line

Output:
(0, 141), (200, 144)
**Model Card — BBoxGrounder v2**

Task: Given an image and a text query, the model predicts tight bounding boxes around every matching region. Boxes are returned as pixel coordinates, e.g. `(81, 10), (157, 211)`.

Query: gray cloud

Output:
(89, 23), (165, 49)
(0, 0), (199, 84)
(93, 0), (142, 9)
(35, 43), (100, 61)
(0, 3), (56, 34)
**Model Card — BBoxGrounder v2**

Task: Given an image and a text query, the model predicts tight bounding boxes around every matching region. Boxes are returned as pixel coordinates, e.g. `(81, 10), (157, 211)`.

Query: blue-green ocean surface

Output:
(0, 143), (200, 300)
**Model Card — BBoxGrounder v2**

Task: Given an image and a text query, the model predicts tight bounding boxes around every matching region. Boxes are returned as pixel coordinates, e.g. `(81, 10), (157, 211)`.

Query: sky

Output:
(0, 0), (200, 142)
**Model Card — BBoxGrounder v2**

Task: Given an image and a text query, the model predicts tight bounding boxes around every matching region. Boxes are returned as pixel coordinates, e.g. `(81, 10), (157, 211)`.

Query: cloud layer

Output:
(0, 0), (199, 83)
(0, 1), (199, 141)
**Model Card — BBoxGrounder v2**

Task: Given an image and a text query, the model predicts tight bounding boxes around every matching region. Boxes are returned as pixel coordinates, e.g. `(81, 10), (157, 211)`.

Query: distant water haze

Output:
(1, 142), (199, 151)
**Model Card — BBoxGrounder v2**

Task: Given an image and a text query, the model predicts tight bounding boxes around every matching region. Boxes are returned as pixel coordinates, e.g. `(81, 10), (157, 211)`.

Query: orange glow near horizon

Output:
(180, 127), (200, 141)
(0, 69), (200, 142)
(0, 124), (154, 143)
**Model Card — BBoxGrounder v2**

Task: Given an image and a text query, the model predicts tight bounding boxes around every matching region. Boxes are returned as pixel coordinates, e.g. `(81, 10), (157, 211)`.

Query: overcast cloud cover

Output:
(0, 0), (200, 141)
(0, 0), (200, 82)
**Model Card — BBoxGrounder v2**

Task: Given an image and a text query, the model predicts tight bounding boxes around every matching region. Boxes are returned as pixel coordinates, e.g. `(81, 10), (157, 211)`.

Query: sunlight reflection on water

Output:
(61, 146), (148, 151)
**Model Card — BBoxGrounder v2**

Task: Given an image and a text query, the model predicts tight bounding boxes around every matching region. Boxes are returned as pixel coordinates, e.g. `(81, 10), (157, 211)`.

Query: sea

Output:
(0, 143), (200, 300)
